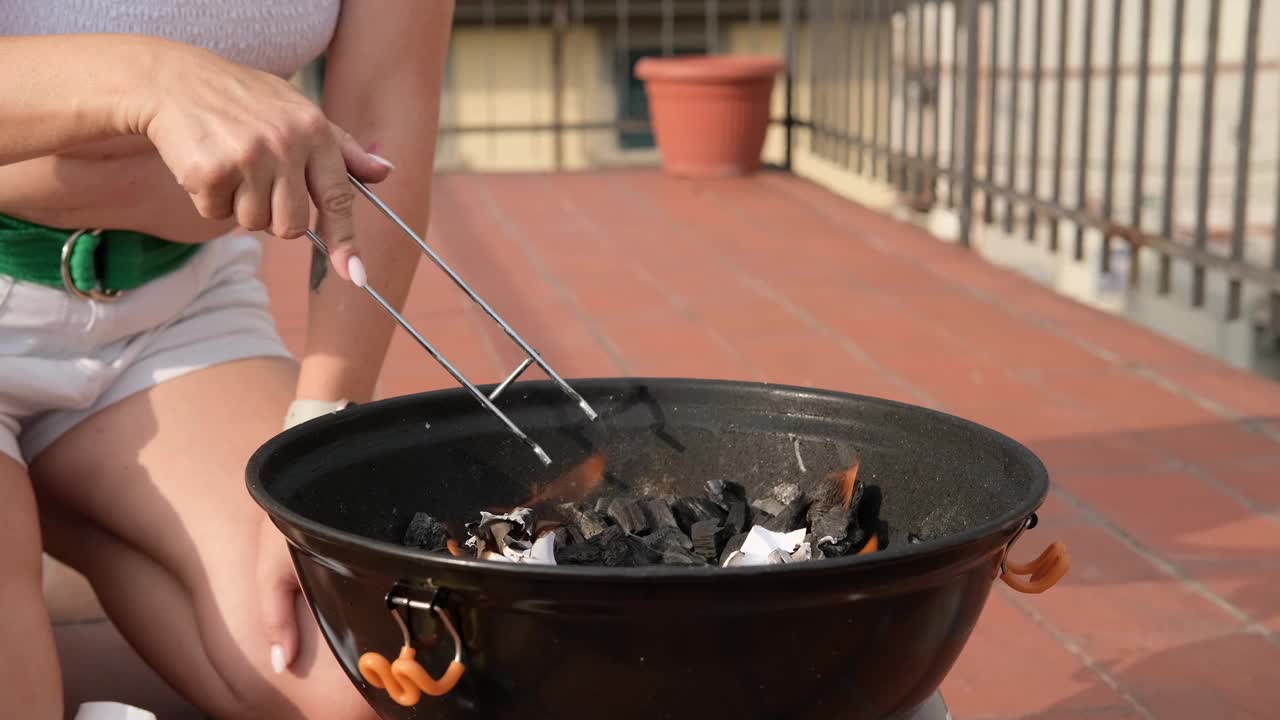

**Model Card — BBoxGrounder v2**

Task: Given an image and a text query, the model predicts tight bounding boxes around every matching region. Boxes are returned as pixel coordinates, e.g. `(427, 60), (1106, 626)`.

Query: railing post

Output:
(957, 0), (980, 249)
(552, 0), (567, 172)
(782, 0), (796, 171)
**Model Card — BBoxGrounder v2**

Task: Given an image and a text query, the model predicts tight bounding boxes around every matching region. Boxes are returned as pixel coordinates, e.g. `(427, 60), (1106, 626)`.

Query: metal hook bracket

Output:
(306, 174), (600, 466)
(997, 513), (1070, 594)
(358, 585), (466, 706)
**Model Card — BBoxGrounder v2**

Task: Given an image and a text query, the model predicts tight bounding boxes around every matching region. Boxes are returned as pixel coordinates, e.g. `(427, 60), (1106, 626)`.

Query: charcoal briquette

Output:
(606, 497), (650, 535)
(690, 519), (730, 562)
(726, 501), (749, 535)
(644, 497), (680, 531)
(762, 496), (810, 533)
(555, 540), (603, 565)
(750, 497), (786, 518)
(403, 512), (450, 552)
(661, 545), (707, 566)
(705, 479), (748, 511)
(671, 496), (726, 535)
(594, 527), (662, 567)
(558, 503), (610, 540)
(810, 505), (854, 544)
(552, 526), (574, 548)
(594, 495), (615, 515)
(643, 526), (694, 552)
(721, 530), (750, 559)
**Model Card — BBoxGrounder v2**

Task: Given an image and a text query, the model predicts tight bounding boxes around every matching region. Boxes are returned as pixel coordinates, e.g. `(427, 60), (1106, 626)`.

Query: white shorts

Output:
(0, 233), (293, 466)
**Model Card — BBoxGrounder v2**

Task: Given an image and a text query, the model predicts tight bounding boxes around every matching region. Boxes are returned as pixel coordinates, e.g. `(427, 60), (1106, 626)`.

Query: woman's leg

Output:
(0, 454), (62, 720)
(29, 356), (376, 720)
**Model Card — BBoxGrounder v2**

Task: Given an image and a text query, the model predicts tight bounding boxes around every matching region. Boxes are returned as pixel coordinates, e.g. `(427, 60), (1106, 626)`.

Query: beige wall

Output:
(435, 20), (900, 208)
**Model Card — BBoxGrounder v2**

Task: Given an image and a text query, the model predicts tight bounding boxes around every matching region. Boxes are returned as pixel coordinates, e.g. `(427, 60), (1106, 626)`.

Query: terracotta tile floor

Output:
(261, 170), (1280, 719)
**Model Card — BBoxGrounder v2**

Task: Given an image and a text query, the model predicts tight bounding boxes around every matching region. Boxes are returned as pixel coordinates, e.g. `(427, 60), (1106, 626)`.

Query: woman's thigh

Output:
(0, 453), (62, 720)
(30, 356), (375, 720)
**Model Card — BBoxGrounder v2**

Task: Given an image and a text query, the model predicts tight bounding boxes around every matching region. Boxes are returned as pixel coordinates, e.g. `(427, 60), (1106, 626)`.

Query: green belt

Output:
(0, 212), (201, 300)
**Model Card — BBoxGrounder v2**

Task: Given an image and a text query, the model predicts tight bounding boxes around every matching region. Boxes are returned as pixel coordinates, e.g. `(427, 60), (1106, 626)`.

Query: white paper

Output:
(487, 532), (557, 565)
(722, 526), (809, 567)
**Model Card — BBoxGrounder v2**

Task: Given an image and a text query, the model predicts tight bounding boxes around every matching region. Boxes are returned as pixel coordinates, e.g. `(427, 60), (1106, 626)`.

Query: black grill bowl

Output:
(246, 378), (1050, 720)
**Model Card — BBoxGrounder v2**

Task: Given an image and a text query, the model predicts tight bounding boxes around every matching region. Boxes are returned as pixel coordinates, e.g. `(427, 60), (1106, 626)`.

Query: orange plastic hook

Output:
(1001, 541), (1070, 593)
(998, 516), (1070, 594)
(358, 597), (466, 707)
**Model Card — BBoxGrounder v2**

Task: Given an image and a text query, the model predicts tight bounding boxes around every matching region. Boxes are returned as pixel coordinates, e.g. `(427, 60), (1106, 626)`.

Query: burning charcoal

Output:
(726, 501), (749, 535)
(810, 505), (852, 543)
(558, 503), (610, 540)
(690, 519), (730, 562)
(772, 482), (801, 506)
(568, 525), (587, 545)
(644, 497), (680, 531)
(810, 505), (858, 558)
(671, 497), (726, 535)
(705, 479), (748, 512)
(594, 495), (616, 515)
(403, 512), (450, 552)
(660, 546), (707, 566)
(606, 497), (650, 536)
(762, 496), (810, 533)
(751, 497), (786, 518)
(643, 526), (694, 552)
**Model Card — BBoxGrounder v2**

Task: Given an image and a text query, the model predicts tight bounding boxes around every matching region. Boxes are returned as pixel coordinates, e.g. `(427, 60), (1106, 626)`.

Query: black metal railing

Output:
(439, 0), (1280, 335)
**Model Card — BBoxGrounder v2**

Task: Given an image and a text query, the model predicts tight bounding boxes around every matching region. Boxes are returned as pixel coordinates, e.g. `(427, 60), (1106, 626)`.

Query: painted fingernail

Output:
(270, 644), (286, 674)
(368, 153), (395, 170)
(347, 256), (368, 288)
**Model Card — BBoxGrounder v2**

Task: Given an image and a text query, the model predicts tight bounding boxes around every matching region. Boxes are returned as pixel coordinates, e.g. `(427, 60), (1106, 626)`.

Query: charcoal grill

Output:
(246, 378), (1068, 720)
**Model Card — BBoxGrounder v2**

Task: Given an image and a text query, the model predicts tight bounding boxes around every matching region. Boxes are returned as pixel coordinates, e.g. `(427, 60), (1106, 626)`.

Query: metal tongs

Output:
(305, 174), (598, 465)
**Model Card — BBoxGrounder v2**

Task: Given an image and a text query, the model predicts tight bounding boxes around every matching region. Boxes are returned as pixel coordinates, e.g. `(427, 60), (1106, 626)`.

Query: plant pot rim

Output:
(635, 53), (785, 83)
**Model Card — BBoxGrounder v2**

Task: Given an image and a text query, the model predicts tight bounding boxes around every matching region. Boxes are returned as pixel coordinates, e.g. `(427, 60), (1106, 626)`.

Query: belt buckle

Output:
(60, 228), (122, 302)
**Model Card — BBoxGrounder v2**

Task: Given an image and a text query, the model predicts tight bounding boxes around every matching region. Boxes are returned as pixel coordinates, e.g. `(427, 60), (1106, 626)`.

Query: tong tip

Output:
(531, 443), (552, 466)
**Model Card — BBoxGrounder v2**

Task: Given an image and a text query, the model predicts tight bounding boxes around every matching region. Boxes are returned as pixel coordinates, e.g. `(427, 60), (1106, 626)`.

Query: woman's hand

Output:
(137, 43), (392, 282)
(257, 515), (303, 676)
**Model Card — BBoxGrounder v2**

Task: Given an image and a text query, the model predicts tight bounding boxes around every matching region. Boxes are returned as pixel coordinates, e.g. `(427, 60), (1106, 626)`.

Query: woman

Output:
(0, 2), (453, 717)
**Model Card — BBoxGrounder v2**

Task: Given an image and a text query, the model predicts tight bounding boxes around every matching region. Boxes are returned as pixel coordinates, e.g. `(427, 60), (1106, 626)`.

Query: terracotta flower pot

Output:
(635, 54), (785, 179)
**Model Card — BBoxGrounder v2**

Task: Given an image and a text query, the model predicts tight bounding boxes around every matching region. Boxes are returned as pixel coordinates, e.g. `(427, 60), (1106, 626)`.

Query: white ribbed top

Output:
(0, 0), (342, 78)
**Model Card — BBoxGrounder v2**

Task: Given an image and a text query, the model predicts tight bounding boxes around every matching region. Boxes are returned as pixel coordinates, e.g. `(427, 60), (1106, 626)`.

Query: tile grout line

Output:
(742, 175), (1280, 644)
(540, 175), (769, 382)
(1050, 484), (1280, 646)
(609, 173), (944, 410)
(996, 581), (1157, 720)
(456, 177), (635, 376)
(759, 176), (1280, 526)
(764, 174), (1280, 444)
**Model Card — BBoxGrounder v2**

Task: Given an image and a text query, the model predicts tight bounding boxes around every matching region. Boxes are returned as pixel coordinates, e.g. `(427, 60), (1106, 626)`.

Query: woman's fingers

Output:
(331, 122), (394, 183)
(305, 137), (359, 282)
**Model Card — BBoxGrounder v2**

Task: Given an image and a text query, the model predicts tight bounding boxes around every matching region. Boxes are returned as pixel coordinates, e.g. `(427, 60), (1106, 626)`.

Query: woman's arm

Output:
(294, 1), (456, 405)
(0, 33), (390, 278)
(0, 34), (158, 164)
